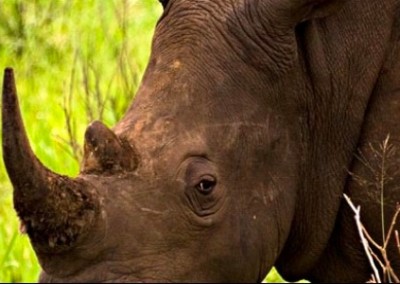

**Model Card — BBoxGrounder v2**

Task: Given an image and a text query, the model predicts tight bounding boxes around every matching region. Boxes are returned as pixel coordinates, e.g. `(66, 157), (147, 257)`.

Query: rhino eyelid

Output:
(181, 152), (211, 163)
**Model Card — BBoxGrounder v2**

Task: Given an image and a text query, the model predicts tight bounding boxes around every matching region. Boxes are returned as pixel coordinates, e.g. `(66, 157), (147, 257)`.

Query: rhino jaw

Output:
(2, 68), (99, 252)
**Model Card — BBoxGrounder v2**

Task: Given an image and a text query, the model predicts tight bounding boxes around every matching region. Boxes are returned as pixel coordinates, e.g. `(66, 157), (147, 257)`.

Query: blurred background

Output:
(0, 0), (286, 282)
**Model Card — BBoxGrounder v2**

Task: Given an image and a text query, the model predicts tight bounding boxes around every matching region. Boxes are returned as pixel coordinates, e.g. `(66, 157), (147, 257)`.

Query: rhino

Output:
(2, 0), (400, 282)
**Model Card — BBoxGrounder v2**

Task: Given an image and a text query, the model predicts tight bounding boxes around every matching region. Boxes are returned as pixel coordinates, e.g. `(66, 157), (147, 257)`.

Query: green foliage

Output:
(0, 0), (161, 177)
(264, 268), (287, 283)
(0, 191), (39, 282)
(0, 1), (291, 282)
(0, 1), (161, 281)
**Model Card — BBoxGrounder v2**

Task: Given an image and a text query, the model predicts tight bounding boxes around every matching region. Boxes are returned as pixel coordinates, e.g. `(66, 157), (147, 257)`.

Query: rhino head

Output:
(3, 0), (382, 282)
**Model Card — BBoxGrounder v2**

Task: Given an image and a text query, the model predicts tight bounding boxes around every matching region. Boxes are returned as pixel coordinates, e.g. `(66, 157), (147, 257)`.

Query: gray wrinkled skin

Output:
(2, 0), (400, 282)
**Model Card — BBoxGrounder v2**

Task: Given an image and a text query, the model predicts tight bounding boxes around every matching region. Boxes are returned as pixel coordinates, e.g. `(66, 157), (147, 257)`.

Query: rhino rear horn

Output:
(81, 120), (139, 175)
(2, 68), (99, 252)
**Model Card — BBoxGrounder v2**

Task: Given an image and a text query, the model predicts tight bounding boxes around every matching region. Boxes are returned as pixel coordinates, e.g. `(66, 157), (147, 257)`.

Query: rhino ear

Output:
(264, 0), (346, 27)
(297, 0), (346, 22)
(81, 121), (139, 175)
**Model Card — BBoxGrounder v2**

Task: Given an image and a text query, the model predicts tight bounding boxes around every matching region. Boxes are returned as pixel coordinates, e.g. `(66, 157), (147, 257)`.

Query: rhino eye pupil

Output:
(196, 179), (216, 194)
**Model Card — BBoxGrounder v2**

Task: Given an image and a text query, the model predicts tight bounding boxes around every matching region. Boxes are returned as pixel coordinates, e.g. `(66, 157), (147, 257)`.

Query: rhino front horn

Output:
(2, 68), (99, 252)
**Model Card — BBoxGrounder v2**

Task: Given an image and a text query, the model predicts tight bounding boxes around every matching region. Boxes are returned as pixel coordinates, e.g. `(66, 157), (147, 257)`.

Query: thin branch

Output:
(384, 205), (400, 250)
(60, 49), (81, 162)
(362, 225), (383, 251)
(367, 246), (385, 269)
(344, 194), (382, 283)
(396, 230), (400, 257)
(389, 267), (400, 283)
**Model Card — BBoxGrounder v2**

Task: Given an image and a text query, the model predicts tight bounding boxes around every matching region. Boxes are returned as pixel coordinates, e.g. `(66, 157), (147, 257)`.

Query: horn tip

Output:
(87, 120), (105, 130)
(4, 68), (15, 81)
(2, 67), (17, 105)
(85, 120), (111, 141)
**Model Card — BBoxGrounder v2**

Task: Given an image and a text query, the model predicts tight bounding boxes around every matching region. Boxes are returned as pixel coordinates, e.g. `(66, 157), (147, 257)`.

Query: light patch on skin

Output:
(133, 118), (147, 134)
(268, 191), (275, 202)
(171, 60), (182, 70)
(20, 222), (27, 234)
(121, 116), (210, 177)
(263, 193), (268, 206)
(202, 217), (213, 227)
(139, 207), (170, 215)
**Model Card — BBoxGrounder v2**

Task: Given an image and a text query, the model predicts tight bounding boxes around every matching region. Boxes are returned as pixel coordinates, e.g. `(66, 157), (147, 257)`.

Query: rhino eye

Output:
(196, 176), (216, 195)
(159, 0), (169, 8)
